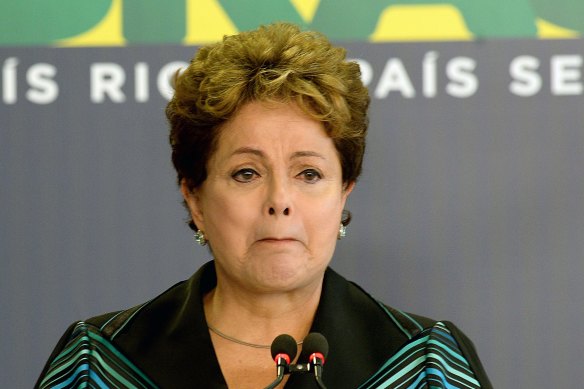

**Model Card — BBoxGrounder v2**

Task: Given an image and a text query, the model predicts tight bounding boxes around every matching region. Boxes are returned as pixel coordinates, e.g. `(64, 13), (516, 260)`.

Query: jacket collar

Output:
(114, 261), (409, 388)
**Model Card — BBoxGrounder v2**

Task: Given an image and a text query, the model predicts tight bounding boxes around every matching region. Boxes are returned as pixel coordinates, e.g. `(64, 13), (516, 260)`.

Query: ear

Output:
(180, 180), (206, 232)
(341, 181), (355, 205)
(342, 181), (355, 201)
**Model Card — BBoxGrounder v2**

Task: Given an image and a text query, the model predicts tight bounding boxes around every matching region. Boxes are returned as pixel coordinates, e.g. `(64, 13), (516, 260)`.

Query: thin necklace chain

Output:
(208, 324), (303, 349)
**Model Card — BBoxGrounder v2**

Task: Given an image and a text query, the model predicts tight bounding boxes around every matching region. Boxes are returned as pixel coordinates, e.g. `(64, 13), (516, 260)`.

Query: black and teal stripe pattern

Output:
(358, 320), (481, 388)
(38, 301), (482, 388)
(38, 322), (157, 389)
(39, 320), (481, 389)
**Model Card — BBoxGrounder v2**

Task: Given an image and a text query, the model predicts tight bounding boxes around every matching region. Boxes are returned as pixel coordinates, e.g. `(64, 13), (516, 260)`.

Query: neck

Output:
(203, 271), (324, 346)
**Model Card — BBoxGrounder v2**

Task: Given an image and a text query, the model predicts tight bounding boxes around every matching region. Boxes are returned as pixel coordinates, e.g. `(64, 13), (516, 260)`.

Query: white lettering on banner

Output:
(91, 63), (127, 103)
(509, 54), (583, 97)
(26, 63), (59, 104)
(551, 55), (583, 95)
(89, 61), (187, 103)
(375, 58), (416, 98)
(370, 53), (478, 99)
(2, 57), (59, 104)
(509, 55), (542, 96)
(2, 57), (18, 104)
(157, 61), (188, 101)
(135, 62), (149, 103)
(4, 52), (584, 106)
(445, 57), (478, 98)
(423, 51), (439, 98)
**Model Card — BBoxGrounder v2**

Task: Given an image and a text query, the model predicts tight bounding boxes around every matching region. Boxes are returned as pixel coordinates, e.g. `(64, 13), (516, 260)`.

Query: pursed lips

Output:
(255, 236), (303, 248)
(258, 237), (297, 243)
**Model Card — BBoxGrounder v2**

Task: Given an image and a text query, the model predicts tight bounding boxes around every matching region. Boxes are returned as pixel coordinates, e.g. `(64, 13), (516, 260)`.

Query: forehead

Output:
(213, 101), (336, 157)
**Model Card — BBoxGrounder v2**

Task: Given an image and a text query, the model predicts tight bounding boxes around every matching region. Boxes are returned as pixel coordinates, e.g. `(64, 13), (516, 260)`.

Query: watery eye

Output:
(232, 168), (258, 183)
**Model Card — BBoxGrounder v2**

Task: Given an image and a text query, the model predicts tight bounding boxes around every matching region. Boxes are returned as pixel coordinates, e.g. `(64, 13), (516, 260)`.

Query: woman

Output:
(37, 23), (492, 388)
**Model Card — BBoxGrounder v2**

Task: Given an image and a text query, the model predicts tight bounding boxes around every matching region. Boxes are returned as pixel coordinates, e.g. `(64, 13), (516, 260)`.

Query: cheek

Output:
(303, 194), (344, 239)
(203, 192), (256, 238)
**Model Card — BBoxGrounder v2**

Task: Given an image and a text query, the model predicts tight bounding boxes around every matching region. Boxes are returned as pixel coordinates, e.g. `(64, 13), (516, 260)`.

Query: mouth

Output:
(259, 237), (296, 242)
(257, 237), (299, 245)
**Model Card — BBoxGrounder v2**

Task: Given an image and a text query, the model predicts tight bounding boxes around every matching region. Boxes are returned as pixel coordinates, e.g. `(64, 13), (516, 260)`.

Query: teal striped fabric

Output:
(38, 322), (157, 389)
(358, 321), (481, 389)
(39, 318), (480, 388)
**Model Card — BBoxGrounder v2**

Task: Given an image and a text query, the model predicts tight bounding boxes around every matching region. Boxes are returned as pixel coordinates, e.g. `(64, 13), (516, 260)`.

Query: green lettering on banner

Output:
(0, 0), (581, 46)
(212, 0), (539, 40)
(309, 0), (537, 39)
(0, 0), (112, 45)
(218, 0), (306, 31)
(123, 0), (185, 44)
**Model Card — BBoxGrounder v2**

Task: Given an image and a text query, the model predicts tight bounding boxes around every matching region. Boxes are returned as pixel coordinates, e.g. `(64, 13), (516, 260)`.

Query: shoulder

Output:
(35, 320), (159, 389)
(438, 320), (493, 388)
(379, 308), (493, 388)
(37, 263), (215, 388)
(36, 278), (194, 389)
(83, 299), (152, 339)
(376, 302), (436, 336)
(336, 274), (492, 388)
(83, 261), (218, 334)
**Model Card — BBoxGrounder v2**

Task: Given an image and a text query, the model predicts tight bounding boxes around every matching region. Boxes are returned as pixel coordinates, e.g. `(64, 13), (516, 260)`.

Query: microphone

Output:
(300, 333), (329, 389)
(264, 334), (298, 389)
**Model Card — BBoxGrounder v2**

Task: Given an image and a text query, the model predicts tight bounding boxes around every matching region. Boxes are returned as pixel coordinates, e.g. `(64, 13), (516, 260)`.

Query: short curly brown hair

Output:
(167, 22), (369, 230)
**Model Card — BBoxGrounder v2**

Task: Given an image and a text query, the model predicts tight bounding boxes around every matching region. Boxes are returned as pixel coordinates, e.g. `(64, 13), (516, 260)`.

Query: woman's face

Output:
(182, 101), (353, 294)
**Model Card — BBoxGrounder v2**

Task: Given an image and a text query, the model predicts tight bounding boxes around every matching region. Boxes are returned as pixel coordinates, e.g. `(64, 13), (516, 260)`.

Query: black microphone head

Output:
(271, 334), (298, 361)
(299, 332), (329, 362)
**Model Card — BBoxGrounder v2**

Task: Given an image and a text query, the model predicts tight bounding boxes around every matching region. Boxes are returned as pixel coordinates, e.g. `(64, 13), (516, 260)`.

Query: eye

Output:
(232, 168), (259, 183)
(299, 169), (322, 183)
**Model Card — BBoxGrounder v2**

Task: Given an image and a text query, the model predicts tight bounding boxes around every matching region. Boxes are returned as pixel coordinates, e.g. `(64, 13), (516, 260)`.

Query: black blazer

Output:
(37, 261), (492, 388)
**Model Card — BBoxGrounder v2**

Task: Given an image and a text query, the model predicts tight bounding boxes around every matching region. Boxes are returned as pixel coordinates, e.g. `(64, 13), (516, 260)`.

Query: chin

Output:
(250, 257), (326, 292)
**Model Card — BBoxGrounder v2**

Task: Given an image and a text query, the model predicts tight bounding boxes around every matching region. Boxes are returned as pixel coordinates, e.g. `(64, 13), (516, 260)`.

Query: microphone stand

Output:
(263, 355), (288, 389)
(310, 354), (327, 389)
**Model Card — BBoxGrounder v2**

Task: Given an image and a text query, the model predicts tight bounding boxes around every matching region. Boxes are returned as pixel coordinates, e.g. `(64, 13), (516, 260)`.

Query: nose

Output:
(269, 207), (290, 216)
(265, 175), (291, 217)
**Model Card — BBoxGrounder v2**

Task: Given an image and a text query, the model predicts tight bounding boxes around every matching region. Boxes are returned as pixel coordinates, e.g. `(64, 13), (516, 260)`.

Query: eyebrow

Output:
(230, 147), (264, 158)
(291, 151), (326, 160)
(229, 147), (327, 160)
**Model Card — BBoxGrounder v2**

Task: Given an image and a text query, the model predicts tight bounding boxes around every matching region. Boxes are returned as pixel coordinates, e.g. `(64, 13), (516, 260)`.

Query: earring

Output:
(194, 229), (207, 246)
(338, 223), (347, 240)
